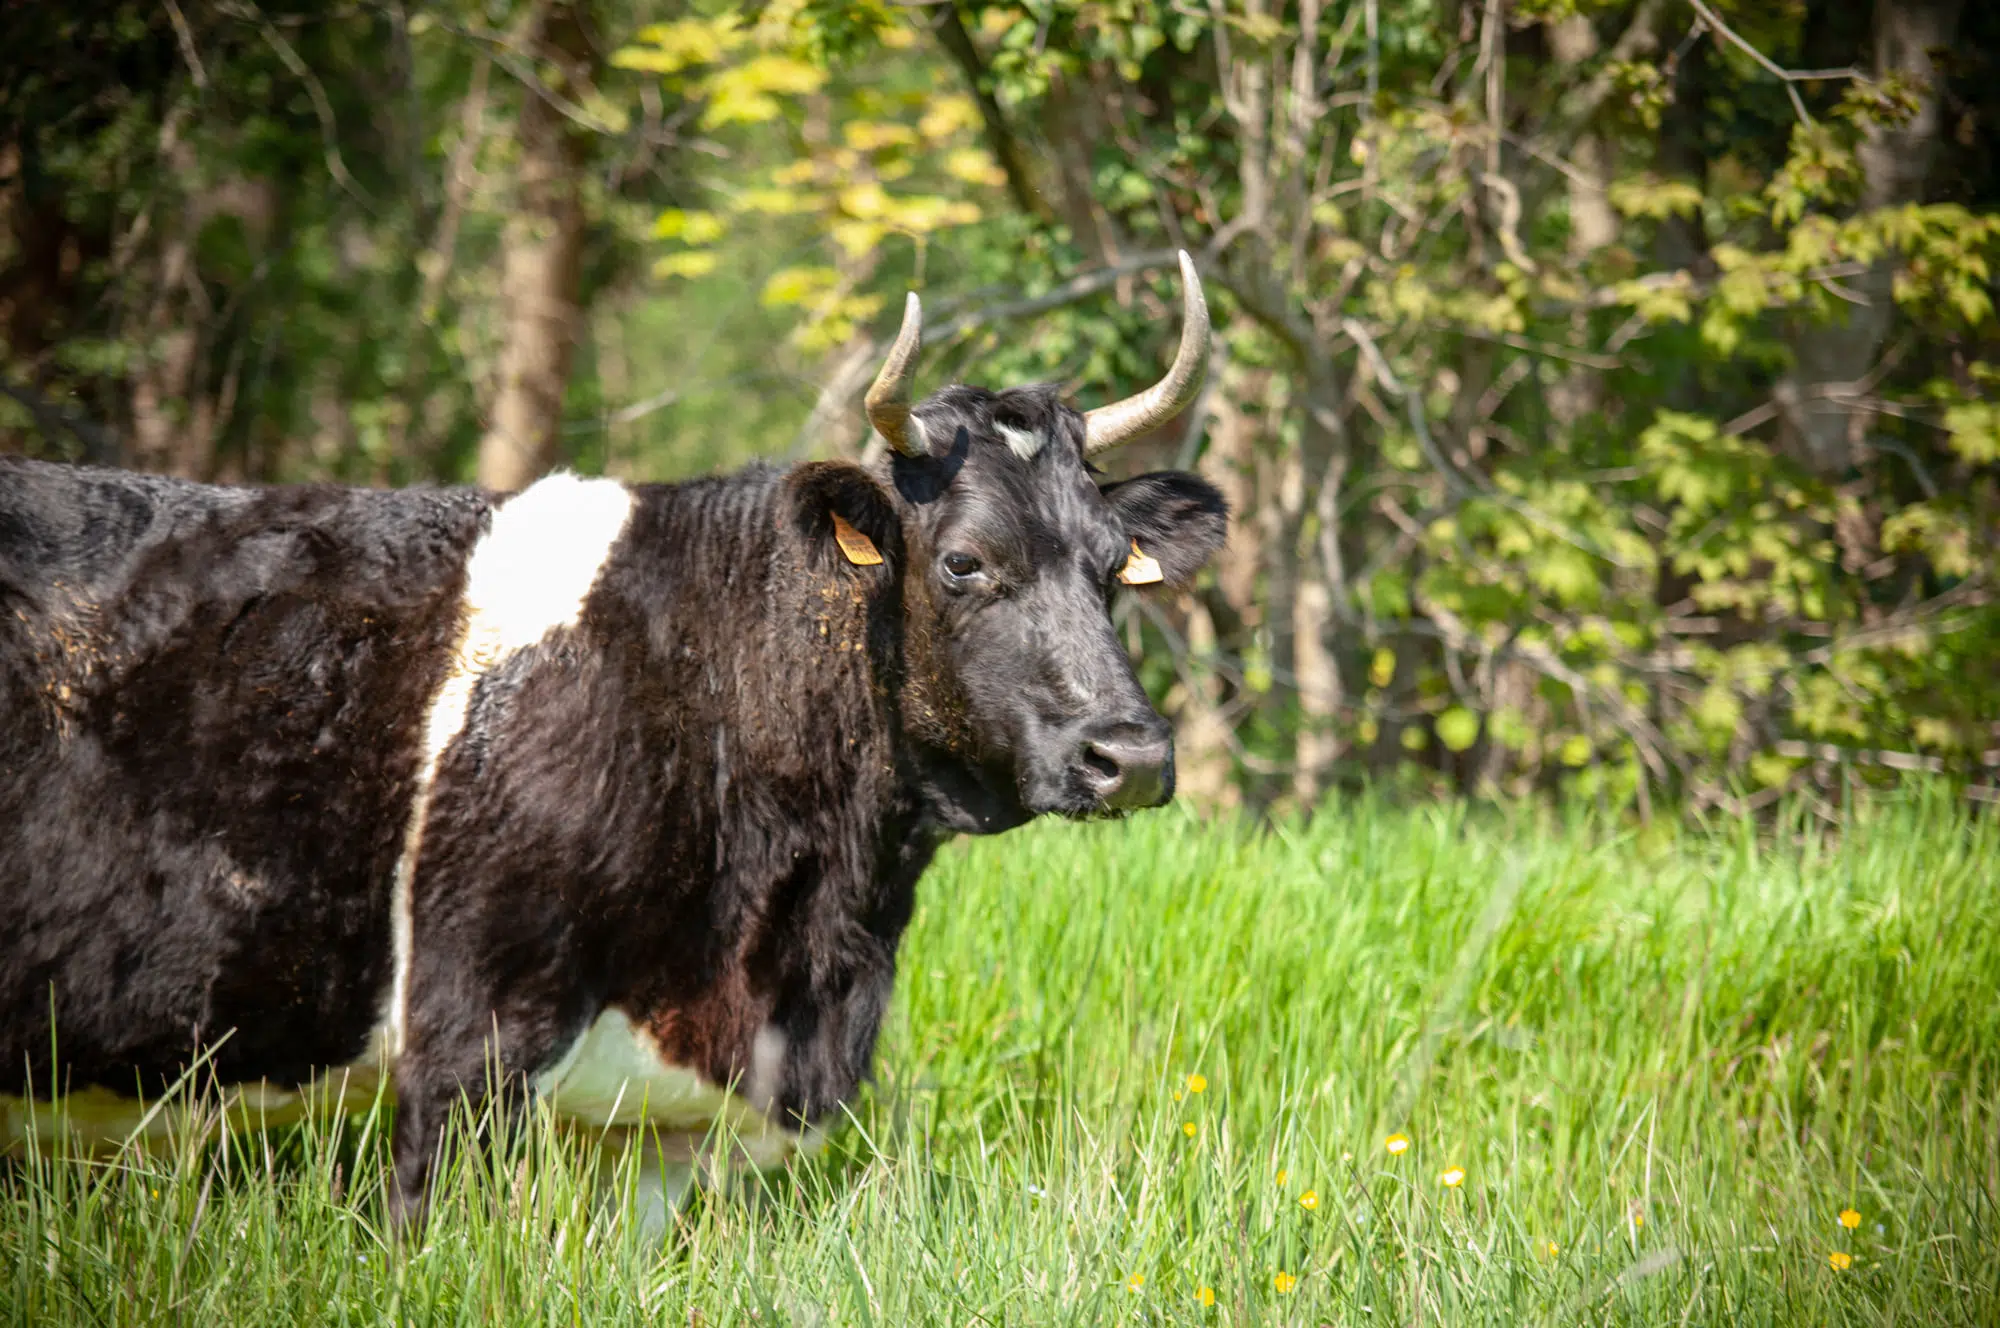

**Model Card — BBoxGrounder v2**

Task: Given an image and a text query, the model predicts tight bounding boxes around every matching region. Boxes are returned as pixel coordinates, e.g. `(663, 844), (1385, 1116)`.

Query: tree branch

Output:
(1684, 0), (1862, 126)
(928, 2), (1048, 222)
(927, 249), (1183, 343)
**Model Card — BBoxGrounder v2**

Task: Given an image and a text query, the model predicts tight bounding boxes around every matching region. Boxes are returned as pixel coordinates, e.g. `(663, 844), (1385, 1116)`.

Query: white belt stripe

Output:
(384, 473), (635, 1060)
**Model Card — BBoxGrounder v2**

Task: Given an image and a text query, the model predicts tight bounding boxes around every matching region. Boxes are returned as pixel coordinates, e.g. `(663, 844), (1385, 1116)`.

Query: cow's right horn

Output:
(866, 292), (925, 457)
(1083, 250), (1210, 456)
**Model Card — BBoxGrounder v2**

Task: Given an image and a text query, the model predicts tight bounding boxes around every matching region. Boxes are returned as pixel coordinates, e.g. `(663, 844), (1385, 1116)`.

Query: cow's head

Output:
(802, 253), (1227, 834)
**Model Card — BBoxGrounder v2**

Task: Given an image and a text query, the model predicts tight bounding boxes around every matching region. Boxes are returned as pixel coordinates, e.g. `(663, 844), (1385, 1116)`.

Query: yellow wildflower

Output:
(1543, 1240), (1559, 1258)
(1299, 1189), (1319, 1210)
(1275, 1168), (1288, 1186)
(1187, 1073), (1207, 1094)
(1829, 1251), (1853, 1271)
(1839, 1208), (1861, 1230)
(1385, 1133), (1411, 1155)
(1272, 1271), (1296, 1294)
(1125, 1273), (1145, 1294)
(1183, 1121), (1198, 1138)
(1439, 1166), (1466, 1188)
(1196, 1286), (1215, 1307)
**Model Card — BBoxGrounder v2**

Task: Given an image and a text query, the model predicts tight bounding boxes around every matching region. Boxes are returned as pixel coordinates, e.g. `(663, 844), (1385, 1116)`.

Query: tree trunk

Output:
(478, 0), (596, 492)
(1174, 366), (1263, 809)
(1274, 373), (1348, 810)
(1777, 0), (1962, 477)
(1175, 598), (1239, 810)
(1290, 433), (1347, 808)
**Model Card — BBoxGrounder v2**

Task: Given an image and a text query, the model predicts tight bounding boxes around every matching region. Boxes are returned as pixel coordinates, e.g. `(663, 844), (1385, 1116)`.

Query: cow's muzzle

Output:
(1075, 718), (1174, 811)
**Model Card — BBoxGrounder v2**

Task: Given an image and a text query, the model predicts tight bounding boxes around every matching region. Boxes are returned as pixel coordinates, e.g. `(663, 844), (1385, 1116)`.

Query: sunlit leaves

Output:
(650, 210), (725, 244)
(761, 266), (840, 308)
(1608, 175), (1703, 221)
(700, 54), (826, 127)
(1613, 273), (1696, 324)
(1881, 504), (1975, 579)
(1436, 708), (1479, 752)
(651, 251), (720, 280)
(614, 16), (747, 75)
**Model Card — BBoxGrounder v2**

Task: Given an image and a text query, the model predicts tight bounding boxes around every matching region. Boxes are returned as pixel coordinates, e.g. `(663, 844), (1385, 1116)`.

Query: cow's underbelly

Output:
(534, 1008), (812, 1169)
(1, 1010), (813, 1172)
(0, 1029), (398, 1154)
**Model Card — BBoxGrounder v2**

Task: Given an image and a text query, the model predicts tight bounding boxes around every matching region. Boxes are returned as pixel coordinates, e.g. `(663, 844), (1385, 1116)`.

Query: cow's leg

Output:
(388, 967), (585, 1232)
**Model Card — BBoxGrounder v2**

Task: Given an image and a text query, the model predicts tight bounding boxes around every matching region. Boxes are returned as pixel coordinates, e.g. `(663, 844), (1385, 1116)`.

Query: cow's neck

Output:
(576, 472), (936, 1119)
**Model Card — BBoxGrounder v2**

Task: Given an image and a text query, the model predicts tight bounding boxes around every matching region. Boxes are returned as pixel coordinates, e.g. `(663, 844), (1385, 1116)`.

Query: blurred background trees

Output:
(4, 0), (1996, 816)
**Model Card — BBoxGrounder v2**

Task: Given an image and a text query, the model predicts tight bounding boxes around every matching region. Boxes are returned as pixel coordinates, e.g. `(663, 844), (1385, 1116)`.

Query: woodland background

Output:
(3, 0), (1996, 818)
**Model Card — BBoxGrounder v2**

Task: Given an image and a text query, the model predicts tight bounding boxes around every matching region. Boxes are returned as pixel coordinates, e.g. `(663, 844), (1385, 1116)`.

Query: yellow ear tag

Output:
(831, 512), (883, 566)
(1118, 540), (1164, 586)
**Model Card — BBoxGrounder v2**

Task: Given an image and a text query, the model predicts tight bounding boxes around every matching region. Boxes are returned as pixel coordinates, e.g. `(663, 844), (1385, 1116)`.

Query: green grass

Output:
(7, 790), (2000, 1325)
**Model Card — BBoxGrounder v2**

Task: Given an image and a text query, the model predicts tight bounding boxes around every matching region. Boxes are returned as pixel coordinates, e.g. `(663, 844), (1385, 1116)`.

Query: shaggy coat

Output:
(0, 384), (1225, 1217)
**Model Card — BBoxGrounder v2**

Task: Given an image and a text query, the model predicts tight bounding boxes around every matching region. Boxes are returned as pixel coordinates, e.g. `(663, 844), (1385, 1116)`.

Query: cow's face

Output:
(811, 252), (1227, 833)
(881, 386), (1225, 830)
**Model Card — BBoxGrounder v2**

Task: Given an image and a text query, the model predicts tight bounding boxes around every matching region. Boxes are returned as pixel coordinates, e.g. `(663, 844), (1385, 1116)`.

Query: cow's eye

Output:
(942, 552), (983, 579)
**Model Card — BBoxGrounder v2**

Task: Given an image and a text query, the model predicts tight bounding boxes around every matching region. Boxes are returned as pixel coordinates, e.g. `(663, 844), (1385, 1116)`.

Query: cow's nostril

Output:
(1077, 727), (1172, 810)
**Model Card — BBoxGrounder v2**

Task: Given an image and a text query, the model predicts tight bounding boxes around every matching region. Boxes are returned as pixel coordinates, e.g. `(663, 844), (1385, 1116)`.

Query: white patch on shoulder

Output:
(535, 1009), (803, 1170)
(385, 472), (635, 1059)
(996, 423), (1044, 461)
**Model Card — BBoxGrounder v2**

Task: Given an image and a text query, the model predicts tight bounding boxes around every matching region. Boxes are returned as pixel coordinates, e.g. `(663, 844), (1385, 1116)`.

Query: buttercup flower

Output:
(1125, 1273), (1145, 1294)
(1183, 1121), (1198, 1137)
(1839, 1208), (1861, 1230)
(1829, 1251), (1853, 1271)
(1272, 1271), (1296, 1294)
(1543, 1241), (1559, 1257)
(1299, 1189), (1319, 1210)
(1439, 1166), (1466, 1188)
(1275, 1168), (1289, 1186)
(1187, 1073), (1207, 1095)
(1385, 1133), (1411, 1155)
(1196, 1286), (1215, 1307)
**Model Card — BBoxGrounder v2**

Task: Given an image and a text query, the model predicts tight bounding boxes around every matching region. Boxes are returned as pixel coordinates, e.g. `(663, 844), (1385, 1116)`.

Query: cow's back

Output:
(0, 459), (490, 1094)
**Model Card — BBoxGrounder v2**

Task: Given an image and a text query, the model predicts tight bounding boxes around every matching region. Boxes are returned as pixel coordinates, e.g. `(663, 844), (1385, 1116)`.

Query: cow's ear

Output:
(787, 461), (901, 569)
(1098, 471), (1228, 587)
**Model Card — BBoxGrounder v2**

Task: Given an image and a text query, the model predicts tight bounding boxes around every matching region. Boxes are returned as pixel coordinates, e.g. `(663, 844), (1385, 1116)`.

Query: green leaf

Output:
(1437, 708), (1480, 752)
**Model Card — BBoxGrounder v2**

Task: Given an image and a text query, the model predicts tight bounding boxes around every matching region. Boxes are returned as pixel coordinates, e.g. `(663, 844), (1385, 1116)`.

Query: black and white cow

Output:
(0, 254), (1226, 1223)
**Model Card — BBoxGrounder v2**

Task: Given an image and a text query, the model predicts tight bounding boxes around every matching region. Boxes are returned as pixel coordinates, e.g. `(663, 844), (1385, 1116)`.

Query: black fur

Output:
(0, 383), (1225, 1220)
(0, 458), (485, 1091)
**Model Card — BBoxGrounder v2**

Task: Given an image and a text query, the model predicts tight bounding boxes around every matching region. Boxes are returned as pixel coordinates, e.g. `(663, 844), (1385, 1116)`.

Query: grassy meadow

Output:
(5, 790), (1998, 1325)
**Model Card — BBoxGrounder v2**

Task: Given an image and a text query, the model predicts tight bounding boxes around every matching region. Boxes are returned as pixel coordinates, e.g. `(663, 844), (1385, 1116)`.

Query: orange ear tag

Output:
(831, 512), (883, 566)
(1118, 540), (1164, 586)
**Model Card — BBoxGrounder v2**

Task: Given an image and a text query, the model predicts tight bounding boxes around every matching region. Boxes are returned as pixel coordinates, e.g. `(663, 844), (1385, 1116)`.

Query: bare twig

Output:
(164, 0), (209, 89)
(1684, 0), (1862, 126)
(927, 250), (1184, 343)
(1343, 317), (1639, 568)
(227, 1), (378, 212)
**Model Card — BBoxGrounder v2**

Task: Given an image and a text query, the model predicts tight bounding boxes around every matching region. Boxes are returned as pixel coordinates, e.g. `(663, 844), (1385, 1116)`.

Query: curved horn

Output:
(1083, 250), (1211, 457)
(865, 292), (925, 456)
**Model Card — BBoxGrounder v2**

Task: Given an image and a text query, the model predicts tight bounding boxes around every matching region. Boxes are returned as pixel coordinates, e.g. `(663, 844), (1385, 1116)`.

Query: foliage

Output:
(6, 793), (1997, 1323)
(5, 0), (1999, 812)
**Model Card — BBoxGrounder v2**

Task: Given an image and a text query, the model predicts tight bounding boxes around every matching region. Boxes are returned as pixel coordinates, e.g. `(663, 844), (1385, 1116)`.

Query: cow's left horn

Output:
(866, 292), (926, 457)
(1083, 250), (1211, 457)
